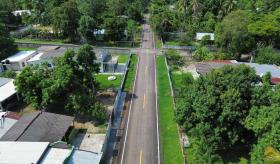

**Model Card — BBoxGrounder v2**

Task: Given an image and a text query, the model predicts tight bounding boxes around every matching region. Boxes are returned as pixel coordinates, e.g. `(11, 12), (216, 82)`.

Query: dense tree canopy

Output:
(175, 65), (280, 162)
(51, 0), (80, 42)
(215, 10), (255, 58)
(15, 45), (107, 123)
(0, 23), (17, 61)
(253, 46), (280, 66)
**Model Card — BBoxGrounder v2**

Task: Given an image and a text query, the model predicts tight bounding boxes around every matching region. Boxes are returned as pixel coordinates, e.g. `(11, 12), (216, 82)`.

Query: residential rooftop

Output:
(0, 142), (49, 164)
(2, 51), (36, 62)
(0, 78), (16, 103)
(1, 111), (74, 142)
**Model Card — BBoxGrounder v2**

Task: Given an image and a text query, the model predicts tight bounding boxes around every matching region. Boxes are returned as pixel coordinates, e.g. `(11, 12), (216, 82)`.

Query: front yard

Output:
(95, 74), (122, 91)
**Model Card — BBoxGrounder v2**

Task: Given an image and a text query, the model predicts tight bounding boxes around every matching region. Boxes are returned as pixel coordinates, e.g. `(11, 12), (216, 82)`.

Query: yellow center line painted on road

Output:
(143, 94), (146, 109)
(139, 148), (143, 164)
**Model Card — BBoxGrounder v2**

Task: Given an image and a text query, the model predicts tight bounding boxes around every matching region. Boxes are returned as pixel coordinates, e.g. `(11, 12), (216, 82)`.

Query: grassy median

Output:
(156, 56), (184, 164)
(123, 54), (138, 92)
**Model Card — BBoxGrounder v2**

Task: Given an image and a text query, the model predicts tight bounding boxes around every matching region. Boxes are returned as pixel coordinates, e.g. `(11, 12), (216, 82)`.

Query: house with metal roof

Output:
(195, 60), (280, 84)
(0, 111), (74, 142)
(1, 51), (37, 71)
(196, 32), (215, 41)
(27, 46), (67, 67)
(0, 141), (102, 164)
(0, 77), (17, 111)
(0, 141), (74, 164)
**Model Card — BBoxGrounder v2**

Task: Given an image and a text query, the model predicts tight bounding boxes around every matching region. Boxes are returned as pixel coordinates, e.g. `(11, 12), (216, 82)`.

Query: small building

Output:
(68, 149), (102, 164)
(0, 141), (102, 164)
(0, 141), (74, 164)
(0, 77), (17, 111)
(12, 10), (31, 16)
(95, 51), (109, 73)
(1, 51), (37, 71)
(196, 32), (215, 41)
(27, 46), (67, 67)
(0, 142), (50, 164)
(1, 111), (74, 142)
(0, 112), (20, 138)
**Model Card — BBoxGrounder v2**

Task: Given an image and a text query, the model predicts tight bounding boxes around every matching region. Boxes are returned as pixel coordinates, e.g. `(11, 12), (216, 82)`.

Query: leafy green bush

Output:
(165, 49), (184, 70)
(253, 46), (280, 65)
(0, 70), (17, 78)
(193, 46), (213, 61)
(200, 35), (211, 46)
(92, 103), (108, 124)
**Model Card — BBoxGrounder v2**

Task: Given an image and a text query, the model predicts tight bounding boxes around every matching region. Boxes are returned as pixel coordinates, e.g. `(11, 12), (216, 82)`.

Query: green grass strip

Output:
(123, 54), (137, 92)
(15, 38), (64, 44)
(156, 56), (184, 164)
(117, 54), (129, 64)
(18, 47), (36, 51)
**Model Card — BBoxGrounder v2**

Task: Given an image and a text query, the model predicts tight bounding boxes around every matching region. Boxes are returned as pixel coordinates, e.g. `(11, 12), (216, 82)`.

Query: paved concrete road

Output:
(120, 22), (160, 164)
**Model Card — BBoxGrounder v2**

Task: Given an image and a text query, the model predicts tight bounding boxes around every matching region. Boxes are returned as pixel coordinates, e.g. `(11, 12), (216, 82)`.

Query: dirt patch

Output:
(74, 121), (107, 134)
(96, 91), (116, 114)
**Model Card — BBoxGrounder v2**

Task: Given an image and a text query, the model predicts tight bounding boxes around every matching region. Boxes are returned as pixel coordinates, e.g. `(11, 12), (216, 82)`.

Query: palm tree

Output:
(190, 0), (204, 20)
(222, 0), (237, 16)
(177, 0), (190, 14)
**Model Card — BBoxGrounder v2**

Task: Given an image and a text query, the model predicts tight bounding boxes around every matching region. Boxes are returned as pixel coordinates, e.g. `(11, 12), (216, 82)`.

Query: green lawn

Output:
(15, 38), (64, 44)
(165, 41), (195, 46)
(18, 47), (36, 51)
(156, 56), (184, 164)
(171, 72), (194, 91)
(123, 54), (137, 92)
(95, 74), (122, 90)
(154, 35), (162, 49)
(117, 54), (129, 64)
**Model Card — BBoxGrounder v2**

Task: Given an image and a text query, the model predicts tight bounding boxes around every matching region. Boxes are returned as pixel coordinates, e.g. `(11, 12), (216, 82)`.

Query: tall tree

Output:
(51, 0), (80, 42)
(215, 10), (255, 58)
(0, 23), (17, 61)
(76, 44), (99, 96)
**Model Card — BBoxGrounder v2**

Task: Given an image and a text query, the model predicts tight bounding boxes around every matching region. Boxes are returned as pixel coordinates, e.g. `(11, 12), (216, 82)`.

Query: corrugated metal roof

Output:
(196, 33), (214, 41)
(0, 80), (17, 102)
(0, 112), (39, 141)
(0, 142), (49, 164)
(2, 51), (36, 62)
(0, 77), (12, 87)
(196, 62), (233, 75)
(37, 46), (67, 60)
(1, 112), (74, 142)
(239, 62), (280, 78)
(68, 150), (102, 164)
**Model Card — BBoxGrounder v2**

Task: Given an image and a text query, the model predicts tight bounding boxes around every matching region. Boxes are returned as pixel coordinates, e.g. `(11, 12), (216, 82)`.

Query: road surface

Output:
(120, 22), (160, 164)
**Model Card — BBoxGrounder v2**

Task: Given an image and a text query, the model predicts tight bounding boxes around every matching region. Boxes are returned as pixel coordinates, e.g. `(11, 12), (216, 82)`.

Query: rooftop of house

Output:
(27, 52), (44, 62)
(0, 78), (16, 103)
(196, 62), (234, 75)
(0, 112), (20, 138)
(0, 141), (102, 164)
(0, 77), (12, 87)
(239, 62), (280, 78)
(68, 150), (102, 164)
(1, 51), (36, 62)
(0, 111), (74, 142)
(0, 142), (49, 164)
(38, 46), (67, 60)
(196, 32), (215, 41)
(195, 61), (280, 84)
(12, 10), (31, 16)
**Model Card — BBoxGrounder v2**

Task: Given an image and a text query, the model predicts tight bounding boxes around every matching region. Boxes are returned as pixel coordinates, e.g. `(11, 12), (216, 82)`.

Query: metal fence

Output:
(101, 52), (132, 163)
(163, 44), (218, 51)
